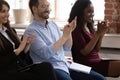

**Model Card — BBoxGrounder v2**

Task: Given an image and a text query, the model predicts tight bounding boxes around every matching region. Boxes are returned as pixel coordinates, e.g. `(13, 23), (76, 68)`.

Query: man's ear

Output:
(32, 6), (37, 13)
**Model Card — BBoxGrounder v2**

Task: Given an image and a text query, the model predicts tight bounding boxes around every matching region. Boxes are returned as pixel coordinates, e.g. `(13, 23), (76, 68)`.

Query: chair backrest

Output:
(17, 52), (33, 67)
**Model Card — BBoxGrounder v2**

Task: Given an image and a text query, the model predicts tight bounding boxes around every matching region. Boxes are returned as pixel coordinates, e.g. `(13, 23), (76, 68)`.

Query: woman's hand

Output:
(97, 20), (109, 36)
(14, 34), (36, 55)
(23, 34), (36, 53)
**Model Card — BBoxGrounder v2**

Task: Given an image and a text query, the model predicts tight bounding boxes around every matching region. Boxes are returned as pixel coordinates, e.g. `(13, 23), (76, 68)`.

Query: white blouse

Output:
(0, 26), (15, 49)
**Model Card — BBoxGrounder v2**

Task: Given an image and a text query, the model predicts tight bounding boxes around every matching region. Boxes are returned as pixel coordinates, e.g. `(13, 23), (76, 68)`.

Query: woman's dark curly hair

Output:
(68, 0), (95, 33)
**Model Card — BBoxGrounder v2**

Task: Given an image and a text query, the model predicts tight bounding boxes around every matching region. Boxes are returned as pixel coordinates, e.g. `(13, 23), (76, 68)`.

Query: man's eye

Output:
(41, 4), (50, 8)
(41, 5), (46, 8)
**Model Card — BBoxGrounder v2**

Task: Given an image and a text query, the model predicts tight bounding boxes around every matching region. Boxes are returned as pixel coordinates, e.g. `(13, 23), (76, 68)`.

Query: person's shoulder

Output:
(48, 21), (59, 29)
(24, 23), (36, 34)
(48, 21), (57, 25)
(26, 22), (36, 30)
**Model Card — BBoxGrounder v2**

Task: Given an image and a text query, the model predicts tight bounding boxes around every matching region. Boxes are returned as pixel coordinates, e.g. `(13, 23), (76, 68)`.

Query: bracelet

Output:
(14, 49), (19, 55)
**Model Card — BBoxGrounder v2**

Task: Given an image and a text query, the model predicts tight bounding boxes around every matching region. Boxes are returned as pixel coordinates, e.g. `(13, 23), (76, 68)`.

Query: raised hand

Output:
(23, 34), (36, 53)
(68, 16), (77, 32)
(14, 34), (36, 55)
(62, 17), (77, 39)
(97, 20), (109, 36)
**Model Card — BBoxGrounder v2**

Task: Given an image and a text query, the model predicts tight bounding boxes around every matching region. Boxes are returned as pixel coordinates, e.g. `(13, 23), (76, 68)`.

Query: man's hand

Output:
(62, 17), (77, 39)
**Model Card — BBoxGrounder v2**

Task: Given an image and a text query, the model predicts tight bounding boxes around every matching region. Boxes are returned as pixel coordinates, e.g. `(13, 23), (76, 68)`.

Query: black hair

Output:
(0, 0), (10, 11)
(29, 0), (39, 14)
(68, 0), (94, 33)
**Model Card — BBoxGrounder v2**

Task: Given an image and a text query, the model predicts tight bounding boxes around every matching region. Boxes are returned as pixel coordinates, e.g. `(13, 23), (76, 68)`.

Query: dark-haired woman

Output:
(69, 0), (120, 77)
(0, 0), (56, 80)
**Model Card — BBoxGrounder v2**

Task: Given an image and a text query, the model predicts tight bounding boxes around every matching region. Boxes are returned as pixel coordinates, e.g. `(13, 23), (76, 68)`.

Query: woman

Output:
(68, 0), (120, 77)
(0, 0), (56, 80)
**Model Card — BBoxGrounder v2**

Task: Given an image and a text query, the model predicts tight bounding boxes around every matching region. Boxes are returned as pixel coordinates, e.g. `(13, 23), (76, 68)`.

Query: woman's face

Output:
(83, 4), (94, 23)
(0, 4), (9, 24)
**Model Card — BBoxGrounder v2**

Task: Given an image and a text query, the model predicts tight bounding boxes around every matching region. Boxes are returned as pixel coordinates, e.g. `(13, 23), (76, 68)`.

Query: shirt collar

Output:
(0, 26), (7, 32)
(32, 20), (49, 28)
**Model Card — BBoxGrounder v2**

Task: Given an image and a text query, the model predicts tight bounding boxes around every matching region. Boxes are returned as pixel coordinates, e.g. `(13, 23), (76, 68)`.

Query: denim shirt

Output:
(24, 20), (70, 73)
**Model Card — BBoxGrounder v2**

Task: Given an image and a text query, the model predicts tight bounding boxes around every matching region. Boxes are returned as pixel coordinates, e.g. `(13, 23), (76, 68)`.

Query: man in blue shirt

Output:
(24, 0), (106, 80)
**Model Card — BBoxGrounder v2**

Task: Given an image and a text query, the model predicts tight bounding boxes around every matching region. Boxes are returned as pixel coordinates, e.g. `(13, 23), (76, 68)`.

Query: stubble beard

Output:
(38, 12), (49, 19)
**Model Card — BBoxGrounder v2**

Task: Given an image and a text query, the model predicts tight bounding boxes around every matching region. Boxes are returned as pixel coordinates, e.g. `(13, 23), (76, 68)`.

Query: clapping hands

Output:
(14, 34), (36, 55)
(97, 20), (109, 36)
(62, 17), (77, 39)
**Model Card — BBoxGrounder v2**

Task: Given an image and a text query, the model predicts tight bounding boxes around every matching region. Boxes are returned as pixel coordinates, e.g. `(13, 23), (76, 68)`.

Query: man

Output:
(24, 0), (106, 80)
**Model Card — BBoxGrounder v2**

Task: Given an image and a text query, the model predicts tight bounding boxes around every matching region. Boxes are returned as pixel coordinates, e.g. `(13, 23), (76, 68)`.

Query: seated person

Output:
(24, 0), (106, 80)
(0, 0), (56, 80)
(68, 0), (120, 77)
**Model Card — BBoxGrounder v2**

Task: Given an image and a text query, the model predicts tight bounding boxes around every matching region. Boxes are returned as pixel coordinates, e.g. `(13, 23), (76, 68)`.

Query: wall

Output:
(104, 0), (120, 33)
(101, 34), (120, 48)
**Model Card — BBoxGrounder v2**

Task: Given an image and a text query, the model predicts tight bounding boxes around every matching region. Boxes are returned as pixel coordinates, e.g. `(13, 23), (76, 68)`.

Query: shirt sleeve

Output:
(51, 21), (71, 51)
(24, 27), (56, 60)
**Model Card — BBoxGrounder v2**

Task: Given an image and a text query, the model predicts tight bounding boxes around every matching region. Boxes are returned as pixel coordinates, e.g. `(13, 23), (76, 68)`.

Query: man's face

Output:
(36, 0), (51, 19)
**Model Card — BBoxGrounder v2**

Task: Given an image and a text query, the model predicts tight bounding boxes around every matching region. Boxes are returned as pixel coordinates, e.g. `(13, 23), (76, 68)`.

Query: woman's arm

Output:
(14, 34), (35, 55)
(80, 21), (109, 56)
(80, 32), (101, 56)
